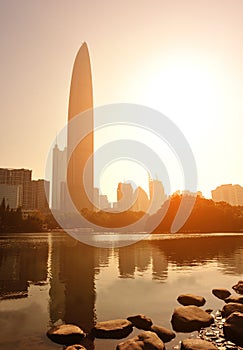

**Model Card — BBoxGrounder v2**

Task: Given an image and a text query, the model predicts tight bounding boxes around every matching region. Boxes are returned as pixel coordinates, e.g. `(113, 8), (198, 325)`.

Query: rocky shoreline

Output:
(46, 281), (243, 349)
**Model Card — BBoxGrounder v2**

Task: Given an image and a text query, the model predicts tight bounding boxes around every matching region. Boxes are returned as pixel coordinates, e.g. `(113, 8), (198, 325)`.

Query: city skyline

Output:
(1, 164), (243, 209)
(0, 1), (242, 200)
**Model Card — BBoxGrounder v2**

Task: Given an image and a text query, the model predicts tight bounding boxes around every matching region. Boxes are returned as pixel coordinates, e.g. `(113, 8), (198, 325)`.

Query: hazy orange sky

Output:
(0, 0), (242, 199)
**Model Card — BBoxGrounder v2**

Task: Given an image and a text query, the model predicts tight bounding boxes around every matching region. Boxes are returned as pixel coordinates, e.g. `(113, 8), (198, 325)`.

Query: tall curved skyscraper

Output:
(67, 42), (94, 211)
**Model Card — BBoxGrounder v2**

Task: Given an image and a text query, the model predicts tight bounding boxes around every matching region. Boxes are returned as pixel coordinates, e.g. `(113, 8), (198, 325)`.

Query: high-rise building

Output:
(30, 180), (50, 211)
(131, 186), (149, 212)
(0, 168), (32, 208)
(211, 184), (243, 206)
(149, 178), (166, 214)
(52, 145), (67, 210)
(99, 194), (111, 210)
(0, 184), (22, 209)
(93, 187), (100, 211)
(0, 168), (49, 211)
(67, 42), (94, 211)
(117, 182), (134, 211)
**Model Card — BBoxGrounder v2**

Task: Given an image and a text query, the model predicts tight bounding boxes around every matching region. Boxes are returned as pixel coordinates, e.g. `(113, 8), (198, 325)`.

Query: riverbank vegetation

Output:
(0, 195), (242, 233)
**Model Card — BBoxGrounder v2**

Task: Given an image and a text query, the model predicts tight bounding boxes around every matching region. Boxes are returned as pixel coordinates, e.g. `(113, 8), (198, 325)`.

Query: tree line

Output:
(146, 194), (243, 233)
(1, 195), (242, 233)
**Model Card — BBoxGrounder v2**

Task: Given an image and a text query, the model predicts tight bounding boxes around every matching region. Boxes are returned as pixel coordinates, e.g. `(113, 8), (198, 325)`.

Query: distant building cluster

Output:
(0, 168), (49, 211)
(52, 144), (168, 213)
(93, 178), (167, 214)
(211, 184), (243, 206)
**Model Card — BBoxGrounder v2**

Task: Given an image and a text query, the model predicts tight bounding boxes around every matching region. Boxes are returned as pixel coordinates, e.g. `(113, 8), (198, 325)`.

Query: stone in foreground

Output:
(232, 281), (243, 295)
(181, 338), (218, 349)
(223, 311), (243, 346)
(177, 294), (206, 307)
(212, 288), (231, 300)
(222, 302), (243, 318)
(92, 319), (133, 339)
(225, 295), (243, 304)
(151, 325), (175, 343)
(127, 314), (153, 330)
(171, 305), (214, 332)
(65, 346), (87, 350)
(46, 324), (85, 345)
(116, 331), (165, 350)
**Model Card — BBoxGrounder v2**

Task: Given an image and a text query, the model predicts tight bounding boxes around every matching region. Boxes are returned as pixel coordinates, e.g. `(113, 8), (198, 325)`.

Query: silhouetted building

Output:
(99, 194), (111, 210)
(212, 184), (243, 206)
(67, 42), (94, 211)
(92, 187), (111, 211)
(0, 184), (22, 209)
(132, 186), (149, 212)
(149, 178), (166, 214)
(52, 145), (67, 210)
(29, 179), (50, 211)
(117, 182), (134, 211)
(0, 168), (32, 208)
(182, 190), (203, 198)
(93, 187), (100, 211)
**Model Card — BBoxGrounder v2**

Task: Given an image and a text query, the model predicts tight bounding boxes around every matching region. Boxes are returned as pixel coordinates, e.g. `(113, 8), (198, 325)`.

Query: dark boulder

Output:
(205, 309), (213, 314)
(222, 302), (243, 318)
(151, 325), (175, 342)
(177, 294), (206, 307)
(212, 288), (231, 300)
(65, 346), (87, 350)
(92, 319), (133, 339)
(181, 338), (217, 349)
(116, 331), (165, 350)
(225, 296), (243, 304)
(127, 314), (153, 330)
(46, 324), (85, 345)
(171, 305), (214, 332)
(232, 281), (243, 295)
(223, 311), (243, 346)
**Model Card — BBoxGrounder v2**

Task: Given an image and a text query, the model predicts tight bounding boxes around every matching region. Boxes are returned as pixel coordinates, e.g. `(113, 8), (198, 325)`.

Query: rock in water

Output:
(127, 314), (153, 330)
(171, 305), (214, 332)
(232, 281), (243, 295)
(46, 324), (85, 345)
(177, 294), (206, 307)
(116, 331), (165, 350)
(225, 296), (243, 304)
(212, 288), (231, 300)
(223, 311), (243, 346)
(150, 325), (175, 342)
(222, 302), (243, 317)
(181, 338), (218, 349)
(92, 319), (133, 339)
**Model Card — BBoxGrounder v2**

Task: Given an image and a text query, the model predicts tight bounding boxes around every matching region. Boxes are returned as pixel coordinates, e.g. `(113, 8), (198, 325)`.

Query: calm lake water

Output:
(0, 232), (243, 350)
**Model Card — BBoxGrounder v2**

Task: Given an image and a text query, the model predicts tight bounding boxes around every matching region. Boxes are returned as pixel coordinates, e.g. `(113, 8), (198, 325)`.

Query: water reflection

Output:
(0, 237), (48, 299)
(0, 233), (243, 350)
(149, 235), (243, 275)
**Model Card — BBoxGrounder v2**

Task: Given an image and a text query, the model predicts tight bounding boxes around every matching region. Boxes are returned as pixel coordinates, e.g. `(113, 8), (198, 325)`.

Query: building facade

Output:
(0, 168), (32, 208)
(117, 182), (134, 211)
(212, 184), (243, 206)
(67, 42), (94, 211)
(0, 184), (22, 209)
(30, 180), (50, 211)
(52, 145), (67, 210)
(0, 168), (49, 211)
(149, 178), (166, 214)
